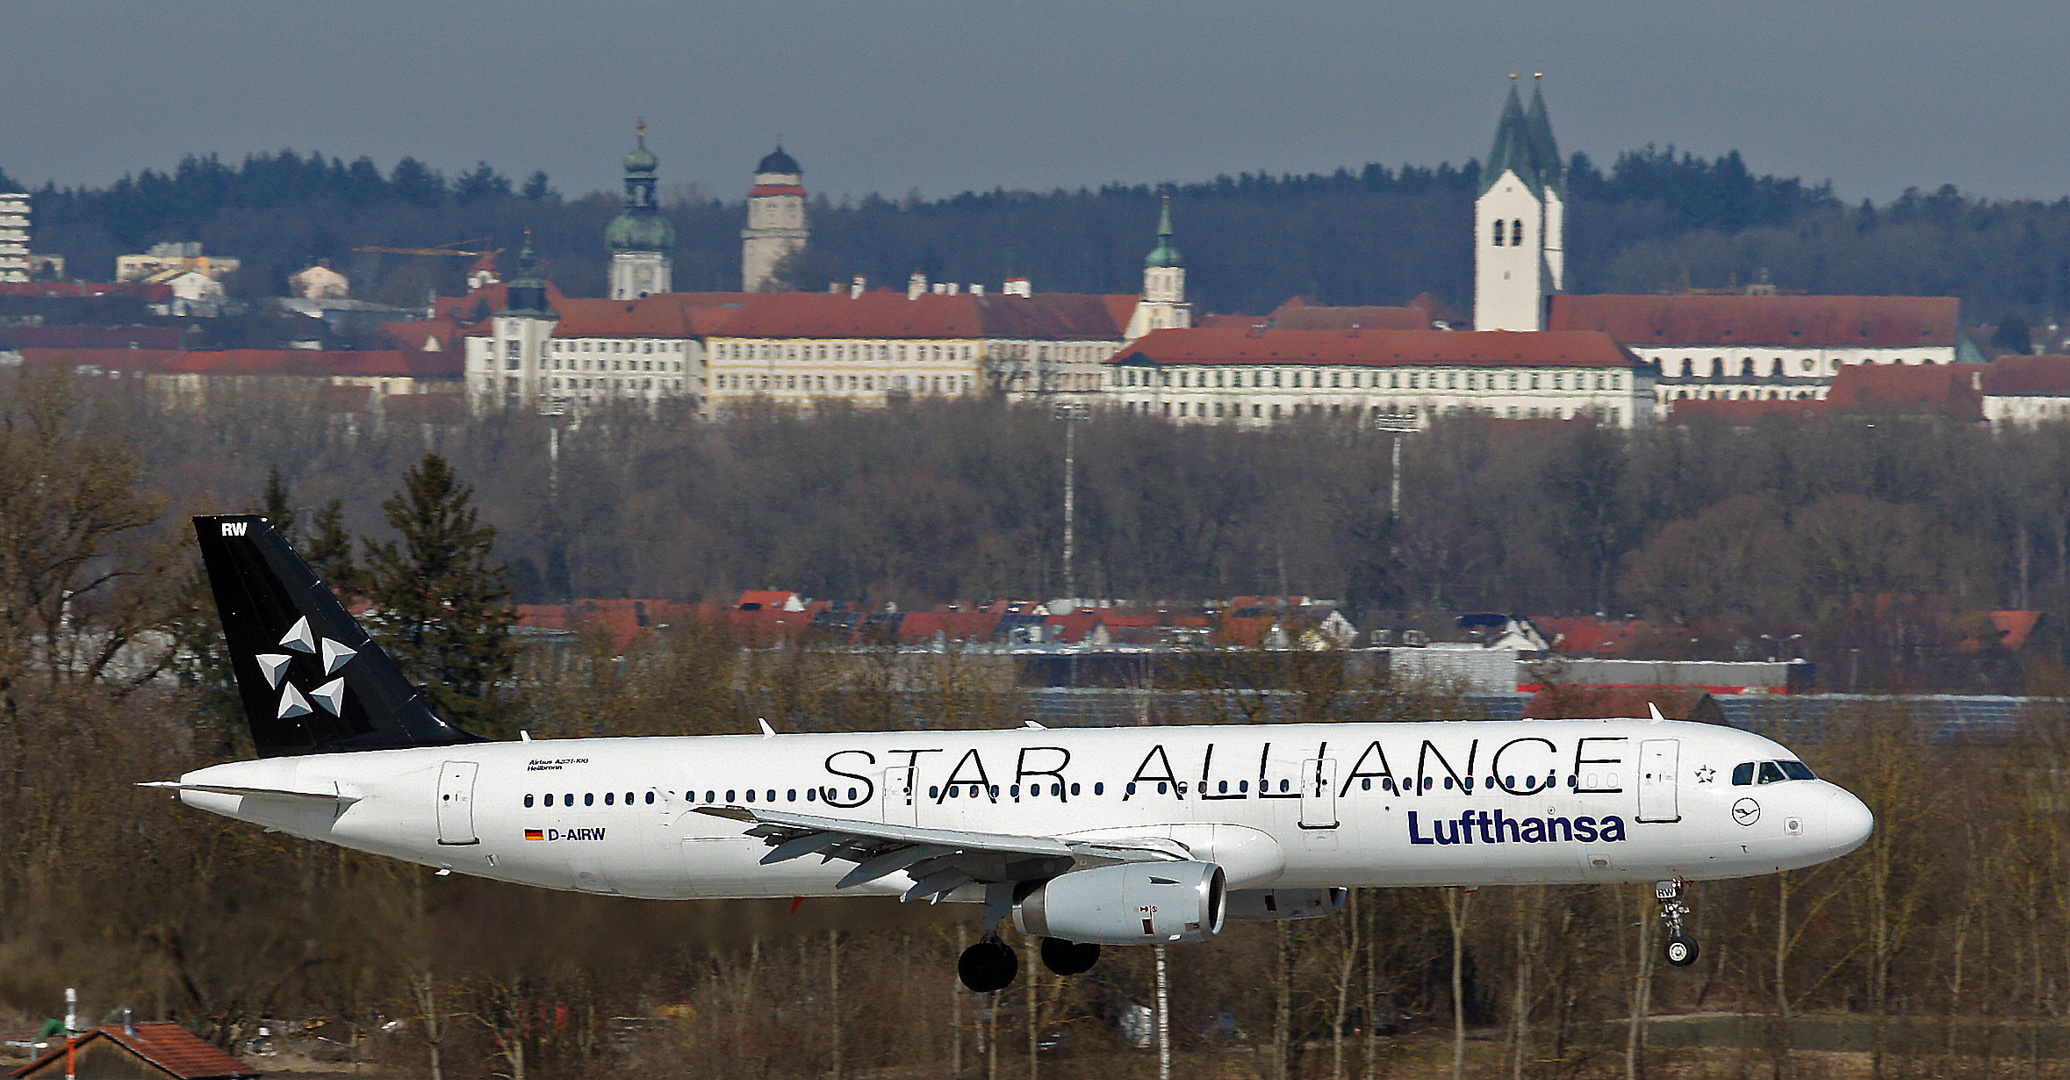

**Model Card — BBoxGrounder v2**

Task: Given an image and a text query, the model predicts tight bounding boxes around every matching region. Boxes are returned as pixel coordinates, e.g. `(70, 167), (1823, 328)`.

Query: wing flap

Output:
(696, 805), (1186, 899)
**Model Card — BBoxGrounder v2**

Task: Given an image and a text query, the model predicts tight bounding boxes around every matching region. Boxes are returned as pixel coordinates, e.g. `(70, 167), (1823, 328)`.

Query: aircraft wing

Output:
(695, 806), (1189, 902)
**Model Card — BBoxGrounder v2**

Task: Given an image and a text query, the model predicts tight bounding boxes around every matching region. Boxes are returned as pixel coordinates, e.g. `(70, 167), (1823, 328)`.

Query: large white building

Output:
(0, 192), (28, 283)
(1474, 76), (1564, 332)
(742, 147), (809, 293)
(1548, 293), (1984, 416)
(463, 239), (733, 413)
(1105, 327), (1654, 427)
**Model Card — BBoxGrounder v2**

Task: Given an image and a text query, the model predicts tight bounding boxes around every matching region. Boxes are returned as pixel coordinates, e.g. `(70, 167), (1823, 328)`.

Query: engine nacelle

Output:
(1013, 861), (1226, 945)
(1224, 887), (1349, 922)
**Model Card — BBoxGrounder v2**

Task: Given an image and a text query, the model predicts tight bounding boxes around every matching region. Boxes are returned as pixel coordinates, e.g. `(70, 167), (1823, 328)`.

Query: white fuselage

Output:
(173, 718), (1872, 901)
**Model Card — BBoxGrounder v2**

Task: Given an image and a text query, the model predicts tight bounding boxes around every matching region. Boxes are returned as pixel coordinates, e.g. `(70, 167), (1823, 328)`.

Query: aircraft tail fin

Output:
(193, 515), (483, 757)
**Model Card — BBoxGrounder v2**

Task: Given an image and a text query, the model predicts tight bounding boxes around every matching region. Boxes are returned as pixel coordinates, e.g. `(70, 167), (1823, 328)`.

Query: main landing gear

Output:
(1655, 879), (1698, 967)
(957, 936), (1104, 992)
(958, 884), (1103, 992)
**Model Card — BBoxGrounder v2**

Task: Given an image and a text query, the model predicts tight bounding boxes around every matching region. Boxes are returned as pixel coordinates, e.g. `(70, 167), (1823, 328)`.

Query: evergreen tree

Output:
(303, 498), (359, 595)
(259, 465), (297, 539)
(360, 455), (513, 734)
(1992, 311), (2032, 355)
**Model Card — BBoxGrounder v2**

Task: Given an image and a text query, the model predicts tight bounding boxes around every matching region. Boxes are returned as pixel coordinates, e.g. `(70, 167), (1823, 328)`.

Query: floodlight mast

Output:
(1372, 411), (1420, 517)
(1054, 402), (1092, 599)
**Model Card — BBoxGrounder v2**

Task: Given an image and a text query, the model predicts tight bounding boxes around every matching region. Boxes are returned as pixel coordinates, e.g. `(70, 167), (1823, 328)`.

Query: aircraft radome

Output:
(150, 516), (1874, 991)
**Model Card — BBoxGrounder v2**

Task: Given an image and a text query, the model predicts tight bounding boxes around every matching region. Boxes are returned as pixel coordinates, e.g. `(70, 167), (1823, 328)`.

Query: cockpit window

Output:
(1735, 759), (1817, 785)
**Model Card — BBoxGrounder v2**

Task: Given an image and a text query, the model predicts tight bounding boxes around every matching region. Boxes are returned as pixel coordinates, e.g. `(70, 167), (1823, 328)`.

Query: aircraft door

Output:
(882, 767), (918, 826)
(1300, 758), (1338, 829)
(1637, 739), (1680, 823)
(436, 761), (480, 845)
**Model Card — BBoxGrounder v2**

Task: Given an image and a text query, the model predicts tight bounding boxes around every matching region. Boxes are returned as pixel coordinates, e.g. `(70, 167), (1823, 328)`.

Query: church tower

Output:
(605, 121), (675, 300)
(490, 231), (559, 410)
(1473, 75), (1565, 331)
(742, 146), (808, 292)
(1127, 196), (1192, 339)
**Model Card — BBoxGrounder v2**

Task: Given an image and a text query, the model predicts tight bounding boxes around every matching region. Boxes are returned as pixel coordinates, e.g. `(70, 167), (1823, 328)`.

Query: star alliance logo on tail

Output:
(254, 616), (357, 720)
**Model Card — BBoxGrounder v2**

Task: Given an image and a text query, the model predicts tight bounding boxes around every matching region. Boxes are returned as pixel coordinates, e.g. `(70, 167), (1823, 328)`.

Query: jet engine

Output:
(1013, 861), (1226, 945)
(1225, 887), (1349, 922)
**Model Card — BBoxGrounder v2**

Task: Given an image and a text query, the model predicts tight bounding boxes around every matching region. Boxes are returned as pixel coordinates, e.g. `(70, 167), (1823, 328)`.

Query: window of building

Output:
(1511, 219), (1525, 246)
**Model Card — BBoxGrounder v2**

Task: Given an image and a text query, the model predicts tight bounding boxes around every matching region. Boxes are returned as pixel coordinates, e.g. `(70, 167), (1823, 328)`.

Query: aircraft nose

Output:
(1822, 787), (1874, 856)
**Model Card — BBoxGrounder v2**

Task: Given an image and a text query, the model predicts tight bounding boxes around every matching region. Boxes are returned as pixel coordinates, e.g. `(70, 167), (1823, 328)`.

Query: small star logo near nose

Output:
(1694, 765), (1716, 784)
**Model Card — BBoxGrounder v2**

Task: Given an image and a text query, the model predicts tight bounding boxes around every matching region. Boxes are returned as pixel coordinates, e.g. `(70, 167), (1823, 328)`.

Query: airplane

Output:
(152, 516), (1874, 992)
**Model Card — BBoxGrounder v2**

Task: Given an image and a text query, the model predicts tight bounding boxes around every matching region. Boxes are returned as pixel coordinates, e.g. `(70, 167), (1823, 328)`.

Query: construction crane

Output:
(351, 237), (505, 260)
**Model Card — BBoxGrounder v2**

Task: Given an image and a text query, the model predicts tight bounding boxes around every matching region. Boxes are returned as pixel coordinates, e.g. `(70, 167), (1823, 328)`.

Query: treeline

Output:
(24, 367), (2070, 695)
(0, 373), (2066, 1079)
(14, 146), (2070, 323)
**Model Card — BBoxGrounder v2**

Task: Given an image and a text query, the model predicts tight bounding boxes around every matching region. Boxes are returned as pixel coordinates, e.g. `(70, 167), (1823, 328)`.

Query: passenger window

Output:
(565, 793), (573, 805)
(1093, 783), (1104, 796)
(1732, 763), (1755, 786)
(1052, 783), (1062, 796)
(787, 790), (796, 802)
(1069, 783), (1080, 796)
(1126, 783), (1137, 796)
(929, 786), (940, 799)
(1239, 781), (1249, 793)
(584, 793), (594, 806)
(1281, 779), (1292, 792)
(989, 786), (999, 798)
(705, 791), (714, 803)
(1780, 760), (1816, 781)
(745, 790), (756, 802)
(726, 789), (736, 802)
(524, 794), (535, 807)
(604, 792), (615, 805)
(807, 789), (817, 801)
(1218, 781), (1229, 793)
(544, 793), (555, 805)
(1157, 783), (1167, 795)
(1758, 761), (1787, 785)
(626, 792), (635, 804)
(1361, 778), (1371, 791)
(767, 790), (776, 802)
(849, 787), (859, 801)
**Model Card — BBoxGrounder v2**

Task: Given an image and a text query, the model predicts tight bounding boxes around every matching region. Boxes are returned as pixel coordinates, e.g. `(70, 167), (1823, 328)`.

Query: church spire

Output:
(1480, 74), (1537, 196)
(1524, 74), (1564, 195)
(1145, 195), (1183, 268)
(500, 228), (555, 317)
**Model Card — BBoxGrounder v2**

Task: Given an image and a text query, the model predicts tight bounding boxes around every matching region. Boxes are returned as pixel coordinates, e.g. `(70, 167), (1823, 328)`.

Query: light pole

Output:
(1758, 633), (1804, 661)
(1054, 402), (1091, 599)
(1372, 411), (1419, 518)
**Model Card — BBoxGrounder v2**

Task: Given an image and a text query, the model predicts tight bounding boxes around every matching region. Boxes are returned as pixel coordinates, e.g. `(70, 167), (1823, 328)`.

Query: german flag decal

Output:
(524, 829), (545, 841)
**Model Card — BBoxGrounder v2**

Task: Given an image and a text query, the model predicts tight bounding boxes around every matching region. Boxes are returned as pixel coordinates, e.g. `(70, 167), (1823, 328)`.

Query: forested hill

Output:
(13, 147), (2070, 324)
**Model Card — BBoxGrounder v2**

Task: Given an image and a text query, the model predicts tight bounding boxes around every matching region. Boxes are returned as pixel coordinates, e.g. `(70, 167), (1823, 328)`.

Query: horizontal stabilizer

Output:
(138, 781), (361, 804)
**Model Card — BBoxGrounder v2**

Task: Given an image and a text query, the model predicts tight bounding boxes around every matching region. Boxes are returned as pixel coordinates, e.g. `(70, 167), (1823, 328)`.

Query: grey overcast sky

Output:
(5, 0), (2065, 206)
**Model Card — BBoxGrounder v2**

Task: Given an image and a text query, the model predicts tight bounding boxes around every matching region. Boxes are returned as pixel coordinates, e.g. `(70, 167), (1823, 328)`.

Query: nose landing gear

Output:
(1656, 879), (1698, 966)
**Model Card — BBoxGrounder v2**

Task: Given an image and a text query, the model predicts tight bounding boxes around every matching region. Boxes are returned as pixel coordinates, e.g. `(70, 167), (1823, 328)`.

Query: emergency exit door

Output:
(436, 761), (480, 845)
(1636, 740), (1680, 823)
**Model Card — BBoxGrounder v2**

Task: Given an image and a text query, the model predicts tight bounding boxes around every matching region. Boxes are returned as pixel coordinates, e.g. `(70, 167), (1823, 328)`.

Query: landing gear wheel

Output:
(1663, 934), (1699, 967)
(1653, 879), (1698, 968)
(1040, 937), (1101, 977)
(959, 935), (1018, 993)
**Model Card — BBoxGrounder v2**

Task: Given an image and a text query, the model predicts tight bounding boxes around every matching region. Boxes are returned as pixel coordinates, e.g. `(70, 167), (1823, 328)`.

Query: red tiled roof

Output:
(1823, 361), (1982, 417)
(1982, 354), (2070, 396)
(518, 600), (699, 653)
(1269, 304), (1429, 331)
(19, 347), (182, 372)
(13, 1024), (258, 1080)
(713, 290), (1133, 341)
(897, 611), (1003, 644)
(1536, 615), (1651, 657)
(1112, 328), (1644, 369)
(1548, 294), (1960, 349)
(748, 184), (808, 197)
(736, 590), (800, 610)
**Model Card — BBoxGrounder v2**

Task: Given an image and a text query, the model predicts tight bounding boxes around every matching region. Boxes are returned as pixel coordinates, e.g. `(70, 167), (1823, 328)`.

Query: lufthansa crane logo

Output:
(255, 616), (357, 720)
(1731, 797), (1760, 826)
